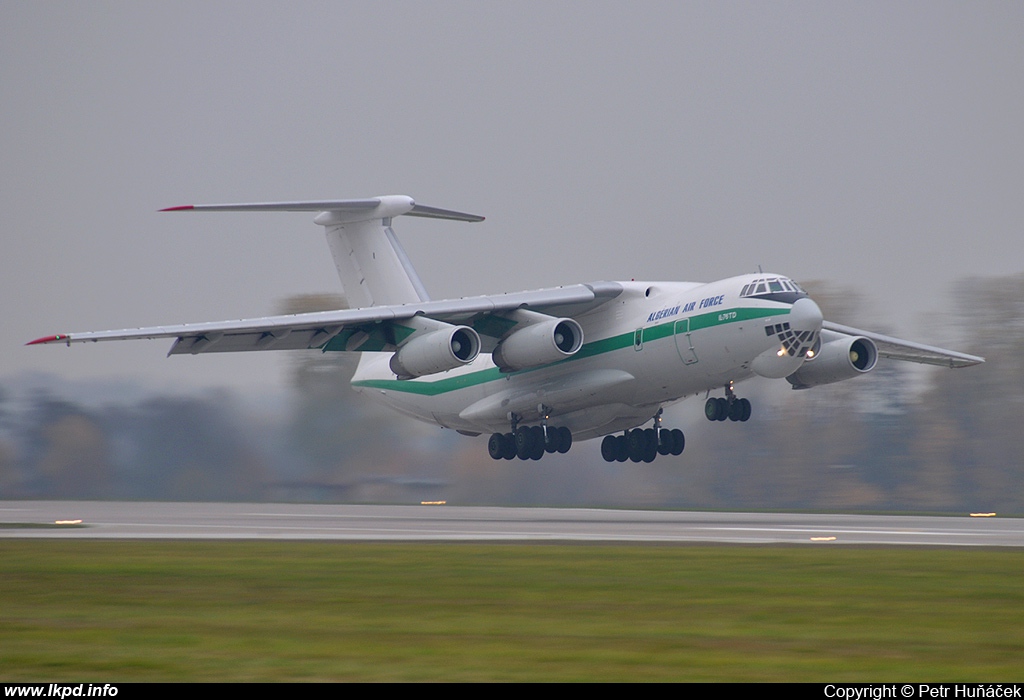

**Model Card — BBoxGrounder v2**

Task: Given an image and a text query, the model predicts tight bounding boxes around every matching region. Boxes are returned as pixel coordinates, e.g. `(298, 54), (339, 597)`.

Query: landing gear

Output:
(487, 432), (517, 460)
(600, 410), (685, 463)
(487, 413), (573, 461)
(705, 384), (751, 422)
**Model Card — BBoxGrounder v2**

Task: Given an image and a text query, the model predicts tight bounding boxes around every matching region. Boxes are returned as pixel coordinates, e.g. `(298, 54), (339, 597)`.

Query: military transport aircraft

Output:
(29, 196), (983, 463)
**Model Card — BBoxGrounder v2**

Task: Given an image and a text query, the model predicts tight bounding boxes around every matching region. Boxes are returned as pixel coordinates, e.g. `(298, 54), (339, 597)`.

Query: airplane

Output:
(29, 195), (984, 463)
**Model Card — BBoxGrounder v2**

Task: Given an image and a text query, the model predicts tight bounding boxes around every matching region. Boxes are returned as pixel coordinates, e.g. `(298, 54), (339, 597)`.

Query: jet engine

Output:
(389, 326), (481, 379)
(786, 336), (877, 389)
(491, 317), (584, 372)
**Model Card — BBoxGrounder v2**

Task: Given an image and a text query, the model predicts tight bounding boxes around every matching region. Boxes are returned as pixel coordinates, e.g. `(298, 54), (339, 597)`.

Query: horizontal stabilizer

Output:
(160, 196), (484, 222)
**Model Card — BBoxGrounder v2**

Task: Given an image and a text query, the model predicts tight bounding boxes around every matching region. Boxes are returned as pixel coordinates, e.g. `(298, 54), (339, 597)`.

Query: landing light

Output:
(806, 349), (815, 359)
(777, 348), (786, 357)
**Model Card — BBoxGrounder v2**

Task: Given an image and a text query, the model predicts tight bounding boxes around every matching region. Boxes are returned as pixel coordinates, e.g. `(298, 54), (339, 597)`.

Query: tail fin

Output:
(161, 195), (484, 309)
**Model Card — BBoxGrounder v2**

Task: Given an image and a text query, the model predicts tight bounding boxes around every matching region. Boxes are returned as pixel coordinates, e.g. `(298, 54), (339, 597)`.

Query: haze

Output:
(3, 1), (1021, 394)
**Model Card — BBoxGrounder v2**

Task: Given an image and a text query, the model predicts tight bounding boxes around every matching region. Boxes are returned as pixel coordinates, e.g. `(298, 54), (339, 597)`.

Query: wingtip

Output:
(159, 205), (194, 212)
(26, 334), (67, 346)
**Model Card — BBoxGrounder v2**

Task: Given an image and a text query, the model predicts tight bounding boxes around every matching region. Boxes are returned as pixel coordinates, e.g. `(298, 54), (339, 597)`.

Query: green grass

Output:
(1, 541), (1022, 681)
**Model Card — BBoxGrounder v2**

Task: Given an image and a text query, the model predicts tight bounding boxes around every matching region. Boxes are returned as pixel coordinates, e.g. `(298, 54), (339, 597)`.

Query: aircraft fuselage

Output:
(350, 274), (821, 440)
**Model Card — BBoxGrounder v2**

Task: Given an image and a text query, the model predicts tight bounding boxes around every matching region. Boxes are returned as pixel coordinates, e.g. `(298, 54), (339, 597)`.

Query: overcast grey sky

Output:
(3, 1), (1022, 394)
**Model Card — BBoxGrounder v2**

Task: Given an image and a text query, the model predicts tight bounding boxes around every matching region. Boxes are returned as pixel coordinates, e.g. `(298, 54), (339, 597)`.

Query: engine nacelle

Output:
(389, 326), (480, 379)
(786, 336), (877, 389)
(492, 318), (584, 372)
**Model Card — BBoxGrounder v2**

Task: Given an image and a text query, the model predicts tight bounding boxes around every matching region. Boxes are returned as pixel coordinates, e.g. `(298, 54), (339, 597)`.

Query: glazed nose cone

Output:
(790, 297), (823, 333)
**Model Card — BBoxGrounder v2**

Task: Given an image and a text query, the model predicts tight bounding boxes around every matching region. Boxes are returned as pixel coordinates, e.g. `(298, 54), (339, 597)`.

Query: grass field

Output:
(1, 540), (1022, 681)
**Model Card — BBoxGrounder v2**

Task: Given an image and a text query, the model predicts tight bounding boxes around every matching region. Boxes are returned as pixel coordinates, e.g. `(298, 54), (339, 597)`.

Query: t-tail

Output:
(161, 195), (484, 308)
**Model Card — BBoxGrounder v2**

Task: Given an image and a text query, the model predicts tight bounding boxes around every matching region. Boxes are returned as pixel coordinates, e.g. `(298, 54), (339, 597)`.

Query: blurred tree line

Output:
(1, 275), (1020, 511)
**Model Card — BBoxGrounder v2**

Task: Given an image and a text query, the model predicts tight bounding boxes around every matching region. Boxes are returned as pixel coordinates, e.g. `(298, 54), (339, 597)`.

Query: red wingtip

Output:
(26, 334), (66, 346)
(159, 205), (194, 212)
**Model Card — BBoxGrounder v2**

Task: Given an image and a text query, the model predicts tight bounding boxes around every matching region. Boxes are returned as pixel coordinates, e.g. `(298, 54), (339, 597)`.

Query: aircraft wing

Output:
(821, 321), (984, 368)
(27, 282), (623, 356)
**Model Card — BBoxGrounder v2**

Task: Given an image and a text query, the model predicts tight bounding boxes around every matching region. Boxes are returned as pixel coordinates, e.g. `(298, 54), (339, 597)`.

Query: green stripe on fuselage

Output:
(351, 305), (789, 396)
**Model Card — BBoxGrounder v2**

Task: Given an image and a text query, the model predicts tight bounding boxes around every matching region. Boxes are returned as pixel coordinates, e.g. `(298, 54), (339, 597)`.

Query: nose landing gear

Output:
(705, 383), (752, 422)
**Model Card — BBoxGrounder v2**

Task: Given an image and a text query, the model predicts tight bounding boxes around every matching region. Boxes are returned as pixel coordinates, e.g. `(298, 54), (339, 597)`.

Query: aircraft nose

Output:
(789, 297), (823, 333)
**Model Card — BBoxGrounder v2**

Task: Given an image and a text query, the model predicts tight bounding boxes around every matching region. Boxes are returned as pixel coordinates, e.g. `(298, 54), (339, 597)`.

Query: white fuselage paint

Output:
(350, 274), (821, 440)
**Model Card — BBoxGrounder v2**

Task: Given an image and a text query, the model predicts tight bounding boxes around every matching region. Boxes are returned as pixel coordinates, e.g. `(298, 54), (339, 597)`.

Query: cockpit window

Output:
(740, 276), (808, 301)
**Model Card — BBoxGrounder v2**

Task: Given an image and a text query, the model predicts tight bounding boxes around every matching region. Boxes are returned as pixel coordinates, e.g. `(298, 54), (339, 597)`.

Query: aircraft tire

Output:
(488, 433), (506, 460)
(642, 429), (658, 462)
(530, 426), (545, 460)
(544, 428), (560, 454)
(740, 398), (752, 422)
(729, 400), (745, 422)
(601, 435), (618, 462)
(670, 429), (685, 455)
(657, 429), (672, 456)
(704, 398), (718, 421)
(705, 397), (728, 421)
(627, 429), (648, 462)
(557, 427), (572, 454)
(502, 433), (517, 459)
(615, 436), (629, 462)
(515, 427), (533, 460)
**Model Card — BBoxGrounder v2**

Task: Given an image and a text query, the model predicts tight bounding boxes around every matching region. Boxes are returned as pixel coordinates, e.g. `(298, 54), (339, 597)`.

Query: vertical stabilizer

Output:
(321, 217), (428, 308)
(312, 195), (483, 308)
(160, 195), (483, 310)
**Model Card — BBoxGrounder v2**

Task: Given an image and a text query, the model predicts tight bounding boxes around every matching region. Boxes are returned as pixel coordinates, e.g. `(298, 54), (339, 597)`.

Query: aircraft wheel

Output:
(530, 426), (545, 460)
(502, 433), (517, 459)
(657, 428), (672, 456)
(488, 433), (506, 460)
(615, 436), (629, 462)
(642, 428), (658, 462)
(704, 398), (718, 421)
(557, 427), (572, 454)
(544, 428), (560, 454)
(729, 400), (745, 422)
(670, 428), (685, 455)
(601, 435), (618, 462)
(515, 427), (533, 460)
(627, 430), (646, 462)
(716, 397), (729, 421)
(740, 398), (752, 422)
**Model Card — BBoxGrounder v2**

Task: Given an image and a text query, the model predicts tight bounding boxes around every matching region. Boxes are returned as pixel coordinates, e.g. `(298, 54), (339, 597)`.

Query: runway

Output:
(2, 501), (1022, 546)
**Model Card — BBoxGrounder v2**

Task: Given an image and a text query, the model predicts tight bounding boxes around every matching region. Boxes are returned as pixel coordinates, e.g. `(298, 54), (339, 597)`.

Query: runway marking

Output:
(5, 503), (1024, 546)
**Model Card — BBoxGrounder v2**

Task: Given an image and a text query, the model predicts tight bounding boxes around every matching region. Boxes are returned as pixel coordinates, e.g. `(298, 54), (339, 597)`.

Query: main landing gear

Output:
(488, 412), (573, 461)
(704, 383), (751, 422)
(600, 410), (685, 463)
